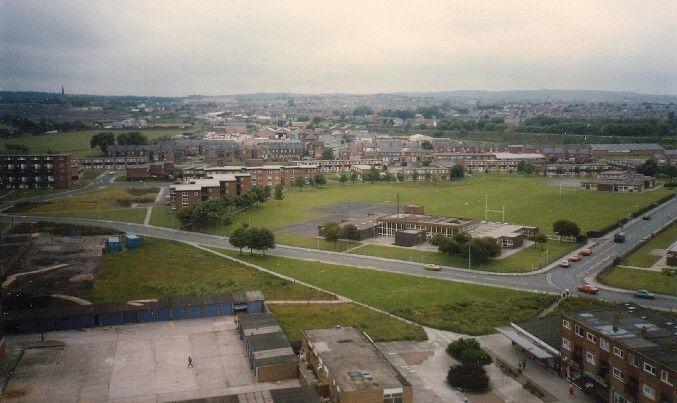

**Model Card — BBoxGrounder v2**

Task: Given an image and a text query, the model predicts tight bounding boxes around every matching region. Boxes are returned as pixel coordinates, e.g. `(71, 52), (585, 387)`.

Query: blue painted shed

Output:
(246, 291), (265, 314)
(100, 312), (121, 326)
(137, 309), (153, 323)
(154, 307), (170, 321)
(188, 305), (202, 319)
(203, 304), (217, 317)
(107, 236), (121, 252)
(125, 235), (140, 249)
(171, 306), (186, 320)
(122, 310), (137, 324)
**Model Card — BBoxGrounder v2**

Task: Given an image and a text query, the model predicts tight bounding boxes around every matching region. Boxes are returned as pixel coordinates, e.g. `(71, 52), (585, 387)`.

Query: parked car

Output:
(614, 233), (626, 243)
(568, 254), (582, 262)
(642, 215), (652, 220)
(560, 261), (571, 268)
(425, 264), (441, 272)
(634, 290), (655, 299)
(577, 284), (599, 294)
(581, 248), (592, 256)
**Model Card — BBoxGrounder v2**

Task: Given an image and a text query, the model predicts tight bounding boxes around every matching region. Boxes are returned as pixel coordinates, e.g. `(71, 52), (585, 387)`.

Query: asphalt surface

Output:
(1, 191), (675, 311)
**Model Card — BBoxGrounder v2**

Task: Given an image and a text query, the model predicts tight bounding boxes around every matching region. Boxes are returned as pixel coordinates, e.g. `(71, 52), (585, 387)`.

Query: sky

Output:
(1, 0), (676, 96)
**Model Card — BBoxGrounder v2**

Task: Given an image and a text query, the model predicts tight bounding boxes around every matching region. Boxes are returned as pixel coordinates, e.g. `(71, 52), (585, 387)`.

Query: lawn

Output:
(599, 267), (676, 295)
(268, 303), (427, 343)
(19, 186), (157, 223)
(621, 222), (677, 268)
(550, 297), (615, 316)
(215, 249), (556, 335)
(350, 239), (579, 273)
(0, 128), (186, 157)
(91, 237), (332, 303)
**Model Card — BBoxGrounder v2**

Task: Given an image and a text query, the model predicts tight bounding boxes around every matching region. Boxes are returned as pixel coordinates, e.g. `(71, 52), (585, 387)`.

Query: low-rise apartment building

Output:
(183, 164), (318, 187)
(75, 156), (148, 171)
(300, 326), (413, 403)
(168, 173), (251, 211)
(435, 152), (546, 173)
(0, 154), (79, 189)
(581, 171), (656, 193)
(560, 303), (676, 403)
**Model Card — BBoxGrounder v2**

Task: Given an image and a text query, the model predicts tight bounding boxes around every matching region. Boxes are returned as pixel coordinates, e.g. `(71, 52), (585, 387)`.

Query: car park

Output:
(577, 284), (599, 294)
(633, 289), (656, 299)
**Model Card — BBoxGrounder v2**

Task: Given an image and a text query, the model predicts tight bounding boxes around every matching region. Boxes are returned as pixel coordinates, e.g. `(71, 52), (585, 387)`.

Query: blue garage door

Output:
(101, 312), (121, 326)
(188, 306), (202, 319)
(203, 304), (217, 317)
(154, 307), (170, 321)
(217, 303), (232, 316)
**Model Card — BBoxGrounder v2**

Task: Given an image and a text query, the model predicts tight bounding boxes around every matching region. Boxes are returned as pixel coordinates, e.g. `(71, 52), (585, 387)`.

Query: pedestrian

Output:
(517, 360), (522, 373)
(522, 359), (527, 371)
(569, 383), (574, 399)
(188, 356), (193, 368)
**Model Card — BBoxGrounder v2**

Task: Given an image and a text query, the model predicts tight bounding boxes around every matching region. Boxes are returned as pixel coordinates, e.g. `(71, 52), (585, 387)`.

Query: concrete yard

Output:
(2, 317), (300, 402)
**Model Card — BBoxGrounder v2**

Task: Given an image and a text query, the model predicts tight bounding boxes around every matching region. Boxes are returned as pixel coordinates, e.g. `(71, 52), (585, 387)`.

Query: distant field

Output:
(268, 303), (427, 343)
(91, 238), (332, 303)
(0, 128), (186, 157)
(216, 249), (556, 335)
(621, 222), (677, 268)
(351, 239), (579, 273)
(599, 267), (676, 295)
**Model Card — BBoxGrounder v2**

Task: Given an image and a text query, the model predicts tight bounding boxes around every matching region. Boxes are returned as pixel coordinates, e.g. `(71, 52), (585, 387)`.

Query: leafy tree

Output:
(274, 183), (284, 200)
(350, 171), (359, 183)
(531, 233), (548, 250)
(446, 338), (482, 358)
(516, 161), (537, 175)
(365, 167), (381, 182)
(429, 233), (448, 247)
(322, 147), (334, 160)
(116, 131), (148, 146)
(177, 198), (233, 230)
(450, 164), (465, 180)
(438, 237), (461, 258)
(294, 176), (307, 188)
(90, 132), (116, 153)
(313, 173), (327, 187)
(453, 232), (471, 246)
(637, 158), (658, 176)
(468, 237), (501, 263)
(411, 171), (418, 182)
(339, 173), (349, 185)
(248, 227), (275, 254)
(229, 226), (252, 254)
(352, 105), (373, 116)
(396, 172), (405, 182)
(553, 220), (581, 240)
(420, 140), (434, 150)
(424, 171), (432, 182)
(322, 221), (342, 248)
(341, 224), (360, 241)
(447, 364), (490, 392)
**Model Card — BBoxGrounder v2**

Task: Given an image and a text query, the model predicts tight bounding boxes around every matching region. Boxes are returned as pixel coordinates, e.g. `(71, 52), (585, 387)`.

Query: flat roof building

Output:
(581, 171), (656, 193)
(300, 326), (412, 403)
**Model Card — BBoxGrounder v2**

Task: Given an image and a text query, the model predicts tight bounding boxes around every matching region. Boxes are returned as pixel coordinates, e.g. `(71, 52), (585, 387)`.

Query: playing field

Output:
(216, 249), (556, 335)
(0, 128), (186, 157)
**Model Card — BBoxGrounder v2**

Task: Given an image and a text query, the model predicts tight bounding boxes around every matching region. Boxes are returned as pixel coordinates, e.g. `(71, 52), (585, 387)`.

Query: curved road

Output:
(1, 194), (675, 311)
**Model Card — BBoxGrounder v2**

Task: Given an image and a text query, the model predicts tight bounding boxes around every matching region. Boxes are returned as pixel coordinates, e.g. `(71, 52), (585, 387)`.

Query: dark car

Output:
(634, 290), (655, 299)
(642, 215), (651, 220)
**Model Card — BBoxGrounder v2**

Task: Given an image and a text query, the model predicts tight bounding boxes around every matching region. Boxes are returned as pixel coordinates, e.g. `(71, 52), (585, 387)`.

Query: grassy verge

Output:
(27, 208), (148, 223)
(350, 240), (579, 273)
(550, 297), (615, 316)
(91, 238), (333, 303)
(621, 222), (677, 268)
(276, 233), (360, 252)
(599, 267), (676, 295)
(149, 205), (179, 228)
(215, 249), (555, 335)
(268, 303), (427, 343)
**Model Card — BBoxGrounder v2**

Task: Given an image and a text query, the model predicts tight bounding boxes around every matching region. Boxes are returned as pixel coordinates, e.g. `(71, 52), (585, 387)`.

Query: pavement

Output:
(1, 193), (675, 310)
(2, 316), (300, 402)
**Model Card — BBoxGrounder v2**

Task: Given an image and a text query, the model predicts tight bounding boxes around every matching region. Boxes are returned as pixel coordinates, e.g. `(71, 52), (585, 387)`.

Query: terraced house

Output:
(560, 303), (676, 403)
(0, 154), (79, 189)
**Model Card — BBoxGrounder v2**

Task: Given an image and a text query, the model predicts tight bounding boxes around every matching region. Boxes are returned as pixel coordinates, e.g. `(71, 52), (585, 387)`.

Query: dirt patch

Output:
(399, 350), (434, 365)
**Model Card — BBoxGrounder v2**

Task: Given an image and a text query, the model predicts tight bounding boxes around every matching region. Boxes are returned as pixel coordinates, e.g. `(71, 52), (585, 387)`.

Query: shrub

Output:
(459, 348), (492, 366)
(447, 364), (490, 392)
(446, 338), (481, 358)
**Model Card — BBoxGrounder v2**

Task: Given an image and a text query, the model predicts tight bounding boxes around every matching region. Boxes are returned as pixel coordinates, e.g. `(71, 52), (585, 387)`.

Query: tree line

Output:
(430, 232), (501, 264)
(176, 186), (271, 230)
(517, 115), (675, 137)
(1, 114), (88, 138)
(90, 132), (148, 153)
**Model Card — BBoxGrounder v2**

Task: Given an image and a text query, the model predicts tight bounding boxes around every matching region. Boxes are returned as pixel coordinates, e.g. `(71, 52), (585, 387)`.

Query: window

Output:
(575, 325), (583, 337)
(612, 367), (624, 381)
(613, 347), (624, 358)
(562, 338), (572, 351)
(587, 332), (597, 342)
(384, 392), (403, 403)
(586, 351), (596, 365)
(600, 339), (609, 351)
(661, 370), (672, 385)
(629, 354), (638, 367)
(642, 384), (655, 400)
(644, 362), (656, 376)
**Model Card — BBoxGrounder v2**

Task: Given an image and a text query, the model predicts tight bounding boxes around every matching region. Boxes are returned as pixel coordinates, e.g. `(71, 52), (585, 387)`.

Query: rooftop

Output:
(302, 327), (410, 394)
(563, 303), (677, 369)
(378, 213), (475, 227)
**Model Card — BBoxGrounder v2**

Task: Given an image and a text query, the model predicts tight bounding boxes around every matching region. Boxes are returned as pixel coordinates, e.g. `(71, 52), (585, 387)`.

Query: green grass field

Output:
(621, 222), (677, 268)
(550, 297), (615, 316)
(599, 267), (676, 295)
(215, 249), (556, 335)
(268, 303), (427, 343)
(91, 238), (332, 303)
(0, 129), (186, 157)
(350, 239), (579, 273)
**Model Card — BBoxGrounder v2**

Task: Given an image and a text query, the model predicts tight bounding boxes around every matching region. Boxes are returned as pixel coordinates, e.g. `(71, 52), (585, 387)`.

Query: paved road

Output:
(1, 195), (675, 310)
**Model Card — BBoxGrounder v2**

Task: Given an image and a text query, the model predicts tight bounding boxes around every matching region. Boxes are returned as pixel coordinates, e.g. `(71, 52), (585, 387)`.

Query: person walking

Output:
(188, 356), (194, 368)
(522, 359), (527, 371)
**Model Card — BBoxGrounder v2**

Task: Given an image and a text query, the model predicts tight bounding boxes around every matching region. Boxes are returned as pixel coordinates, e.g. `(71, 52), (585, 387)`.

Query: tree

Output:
(411, 171), (418, 182)
(352, 105), (373, 116)
(468, 237), (501, 263)
(553, 220), (581, 241)
(447, 364), (490, 392)
(429, 233), (448, 247)
(396, 172), (405, 182)
(313, 173), (327, 187)
(90, 132), (115, 153)
(116, 131), (148, 145)
(341, 224), (360, 241)
(322, 147), (334, 160)
(294, 176), (307, 188)
(350, 171), (359, 183)
(450, 164), (465, 180)
(438, 237), (461, 259)
(516, 161), (537, 175)
(177, 198), (233, 230)
(424, 171), (432, 182)
(274, 183), (284, 200)
(248, 227), (275, 254)
(420, 140), (434, 150)
(637, 158), (658, 176)
(531, 233), (548, 250)
(453, 232), (471, 246)
(322, 221), (343, 248)
(229, 226), (252, 254)
(365, 167), (381, 182)
(339, 172), (349, 185)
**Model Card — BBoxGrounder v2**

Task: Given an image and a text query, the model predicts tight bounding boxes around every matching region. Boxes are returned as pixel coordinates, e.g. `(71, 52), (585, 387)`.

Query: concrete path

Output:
(144, 206), (153, 225)
(265, 300), (346, 304)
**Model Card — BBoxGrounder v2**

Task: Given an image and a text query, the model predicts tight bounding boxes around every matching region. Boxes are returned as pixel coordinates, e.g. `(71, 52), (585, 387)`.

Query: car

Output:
(642, 215), (652, 220)
(424, 264), (441, 272)
(559, 261), (571, 268)
(614, 233), (626, 243)
(581, 248), (592, 256)
(568, 254), (582, 262)
(634, 290), (655, 299)
(108, 171), (117, 175)
(577, 284), (599, 294)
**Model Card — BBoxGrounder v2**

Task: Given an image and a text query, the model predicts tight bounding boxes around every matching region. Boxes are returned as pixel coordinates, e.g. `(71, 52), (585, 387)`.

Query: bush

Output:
(459, 348), (492, 366)
(446, 338), (481, 358)
(447, 364), (490, 392)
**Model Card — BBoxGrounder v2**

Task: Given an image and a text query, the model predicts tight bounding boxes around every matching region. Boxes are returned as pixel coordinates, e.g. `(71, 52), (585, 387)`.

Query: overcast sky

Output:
(1, 0), (676, 96)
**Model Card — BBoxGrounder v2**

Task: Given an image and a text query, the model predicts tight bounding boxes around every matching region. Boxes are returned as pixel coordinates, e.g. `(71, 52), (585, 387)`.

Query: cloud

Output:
(1, 0), (675, 96)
